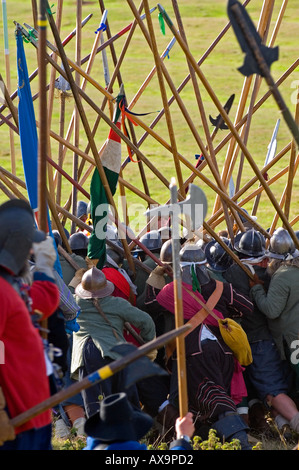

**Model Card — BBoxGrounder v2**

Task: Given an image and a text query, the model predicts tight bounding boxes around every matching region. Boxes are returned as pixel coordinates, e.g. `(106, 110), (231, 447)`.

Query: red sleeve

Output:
(30, 280), (60, 319)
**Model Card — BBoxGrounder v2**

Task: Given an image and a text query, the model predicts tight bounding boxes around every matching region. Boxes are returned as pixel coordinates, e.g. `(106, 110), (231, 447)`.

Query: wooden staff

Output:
(158, 4), (299, 250)
(55, 74), (67, 206)
(122, 0), (252, 169)
(0, 73), (18, 128)
(171, 0), (237, 240)
(116, 108), (270, 239)
(284, 84), (299, 222)
(37, 0), (48, 232)
(46, 188), (72, 253)
(212, 57), (299, 163)
(37, 0), (49, 339)
(15, 28), (171, 190)
(31, 0), (38, 29)
(46, 5), (136, 276)
(205, 141), (291, 232)
(102, 0), (152, 203)
(3, 13), (93, 114)
(130, 0), (245, 232)
(214, 0), (276, 214)
(10, 325), (190, 429)
(205, 166), (289, 234)
(19, 18), (113, 101)
(170, 179), (188, 417)
(1, 0), (16, 179)
(142, 0), (185, 198)
(231, 1), (299, 148)
(96, 4), (133, 221)
(46, 0), (63, 203)
(71, 0), (82, 234)
(269, 149), (299, 236)
(234, 0), (280, 195)
(0, 171), (27, 201)
(72, 20), (175, 208)
(52, 12), (106, 189)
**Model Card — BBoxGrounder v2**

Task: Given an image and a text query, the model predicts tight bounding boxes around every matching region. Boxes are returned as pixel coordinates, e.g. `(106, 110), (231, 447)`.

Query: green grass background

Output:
(0, 0), (299, 233)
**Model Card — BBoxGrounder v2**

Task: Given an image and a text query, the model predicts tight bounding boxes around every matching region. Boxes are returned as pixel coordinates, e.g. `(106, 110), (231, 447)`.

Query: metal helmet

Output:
(180, 243), (210, 285)
(234, 229), (266, 257)
(268, 228), (299, 259)
(180, 243), (207, 264)
(0, 199), (45, 275)
(205, 237), (233, 272)
(160, 238), (173, 264)
(75, 266), (115, 299)
(69, 232), (89, 251)
(77, 200), (88, 220)
(134, 230), (162, 253)
(106, 224), (118, 241)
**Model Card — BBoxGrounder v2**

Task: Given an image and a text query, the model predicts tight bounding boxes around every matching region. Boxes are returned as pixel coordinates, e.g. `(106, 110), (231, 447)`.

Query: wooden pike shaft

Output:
(158, 4), (299, 249)
(205, 142), (291, 232)
(169, 180), (188, 417)
(122, 0), (251, 168)
(231, 2), (299, 151)
(214, 0), (276, 214)
(171, 0), (238, 240)
(46, 189), (72, 253)
(284, 85), (299, 223)
(98, 0), (150, 211)
(53, 14), (106, 189)
(37, 0), (48, 232)
(143, 0), (185, 199)
(17, 21), (170, 190)
(46, 7), (136, 275)
(0, 15), (92, 122)
(130, 0), (245, 229)
(234, 0), (275, 193)
(121, 108), (269, 238)
(10, 325), (190, 428)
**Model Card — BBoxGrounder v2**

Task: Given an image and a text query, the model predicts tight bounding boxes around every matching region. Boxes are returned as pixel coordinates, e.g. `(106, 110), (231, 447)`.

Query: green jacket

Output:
(250, 265), (299, 359)
(71, 295), (156, 379)
(59, 253), (87, 288)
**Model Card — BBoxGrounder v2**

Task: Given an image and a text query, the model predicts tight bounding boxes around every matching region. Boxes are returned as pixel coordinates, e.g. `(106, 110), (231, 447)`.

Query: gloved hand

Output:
(68, 268), (87, 289)
(65, 317), (80, 334)
(146, 266), (167, 290)
(249, 273), (264, 288)
(33, 236), (57, 279)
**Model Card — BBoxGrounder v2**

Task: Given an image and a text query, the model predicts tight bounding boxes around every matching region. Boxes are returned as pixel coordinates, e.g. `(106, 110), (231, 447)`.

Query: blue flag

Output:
(16, 28), (63, 278)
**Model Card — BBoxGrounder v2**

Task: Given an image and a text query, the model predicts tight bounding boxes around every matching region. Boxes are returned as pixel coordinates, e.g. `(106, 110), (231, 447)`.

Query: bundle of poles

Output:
(1, 0), (299, 424)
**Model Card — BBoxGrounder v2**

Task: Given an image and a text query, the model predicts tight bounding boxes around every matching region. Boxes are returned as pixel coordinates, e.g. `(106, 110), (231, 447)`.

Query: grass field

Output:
(0, 0), (299, 233)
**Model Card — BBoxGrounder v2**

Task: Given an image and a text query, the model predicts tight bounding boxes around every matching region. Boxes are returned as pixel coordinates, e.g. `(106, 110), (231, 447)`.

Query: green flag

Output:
(87, 91), (124, 268)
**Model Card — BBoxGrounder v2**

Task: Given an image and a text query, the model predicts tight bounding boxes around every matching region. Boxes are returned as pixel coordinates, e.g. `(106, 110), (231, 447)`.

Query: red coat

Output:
(0, 273), (59, 435)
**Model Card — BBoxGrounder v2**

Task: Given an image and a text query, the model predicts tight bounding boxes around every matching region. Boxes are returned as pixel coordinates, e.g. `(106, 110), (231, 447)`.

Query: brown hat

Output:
(75, 266), (115, 299)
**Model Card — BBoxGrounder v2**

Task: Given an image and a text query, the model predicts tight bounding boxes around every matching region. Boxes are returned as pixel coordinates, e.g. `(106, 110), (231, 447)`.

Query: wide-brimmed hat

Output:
(84, 393), (153, 442)
(75, 266), (115, 299)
